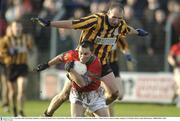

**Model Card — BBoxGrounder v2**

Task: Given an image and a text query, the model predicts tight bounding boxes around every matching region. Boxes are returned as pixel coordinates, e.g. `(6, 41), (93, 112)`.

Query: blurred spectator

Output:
(166, 0), (180, 46)
(126, 0), (147, 19)
(143, 0), (160, 39)
(124, 5), (148, 71)
(90, 1), (99, 13)
(98, 1), (109, 13)
(5, 0), (25, 23)
(57, 28), (74, 53)
(56, 28), (75, 69)
(20, 0), (42, 36)
(148, 9), (167, 71)
(70, 8), (85, 47)
(36, 0), (61, 62)
(64, 0), (89, 18)
(151, 9), (166, 54)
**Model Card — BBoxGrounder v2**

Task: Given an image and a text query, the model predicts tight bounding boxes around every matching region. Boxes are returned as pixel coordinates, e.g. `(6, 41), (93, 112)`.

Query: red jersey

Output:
(59, 50), (102, 92)
(170, 43), (180, 67)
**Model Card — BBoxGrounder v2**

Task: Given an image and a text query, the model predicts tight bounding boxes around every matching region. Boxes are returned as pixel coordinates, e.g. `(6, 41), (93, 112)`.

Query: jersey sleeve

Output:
(59, 50), (78, 63)
(170, 45), (177, 56)
(118, 20), (131, 37)
(72, 14), (97, 30)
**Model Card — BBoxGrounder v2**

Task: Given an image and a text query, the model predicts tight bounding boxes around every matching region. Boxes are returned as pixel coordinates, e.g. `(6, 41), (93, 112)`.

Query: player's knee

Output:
(117, 91), (124, 100)
(117, 95), (123, 100)
(112, 90), (119, 99)
(109, 90), (119, 100)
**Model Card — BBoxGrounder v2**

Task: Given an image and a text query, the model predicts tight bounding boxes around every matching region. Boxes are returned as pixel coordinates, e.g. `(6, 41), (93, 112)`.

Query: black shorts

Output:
(101, 64), (113, 77)
(109, 61), (120, 77)
(0, 62), (6, 74)
(6, 64), (28, 82)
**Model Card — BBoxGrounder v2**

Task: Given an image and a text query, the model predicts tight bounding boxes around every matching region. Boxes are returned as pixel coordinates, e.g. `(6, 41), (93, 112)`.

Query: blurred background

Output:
(0, 0), (180, 117)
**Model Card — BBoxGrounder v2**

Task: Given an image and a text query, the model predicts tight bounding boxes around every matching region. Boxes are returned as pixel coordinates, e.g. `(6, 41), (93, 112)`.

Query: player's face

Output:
(11, 22), (22, 37)
(107, 7), (123, 27)
(78, 46), (92, 64)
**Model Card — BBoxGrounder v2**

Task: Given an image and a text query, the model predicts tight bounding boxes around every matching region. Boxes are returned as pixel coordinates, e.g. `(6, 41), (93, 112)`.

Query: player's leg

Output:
(115, 77), (124, 100)
(0, 69), (9, 112)
(44, 80), (71, 116)
(101, 64), (119, 105)
(101, 82), (114, 116)
(93, 107), (110, 117)
(7, 81), (17, 116)
(16, 76), (27, 116)
(109, 61), (124, 100)
(6, 65), (18, 116)
(102, 62), (124, 116)
(174, 68), (180, 107)
(104, 77), (124, 117)
(16, 64), (28, 116)
(71, 102), (86, 117)
(90, 87), (110, 117)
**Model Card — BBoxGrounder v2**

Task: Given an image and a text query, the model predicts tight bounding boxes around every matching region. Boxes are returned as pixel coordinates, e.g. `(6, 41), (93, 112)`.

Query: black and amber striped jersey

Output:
(72, 12), (130, 65)
(109, 37), (129, 63)
(109, 45), (118, 63)
(0, 34), (33, 65)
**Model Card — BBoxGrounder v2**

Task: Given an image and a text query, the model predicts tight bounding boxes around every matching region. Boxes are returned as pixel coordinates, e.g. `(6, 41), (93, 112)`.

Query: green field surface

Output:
(1, 100), (180, 117)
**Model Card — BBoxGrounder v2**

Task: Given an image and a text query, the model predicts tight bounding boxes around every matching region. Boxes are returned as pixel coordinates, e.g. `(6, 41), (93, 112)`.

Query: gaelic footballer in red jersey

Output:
(167, 42), (180, 108)
(59, 49), (102, 92)
(34, 41), (109, 117)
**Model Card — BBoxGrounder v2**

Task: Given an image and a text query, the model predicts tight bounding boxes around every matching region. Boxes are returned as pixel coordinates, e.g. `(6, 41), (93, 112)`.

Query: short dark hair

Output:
(80, 40), (94, 52)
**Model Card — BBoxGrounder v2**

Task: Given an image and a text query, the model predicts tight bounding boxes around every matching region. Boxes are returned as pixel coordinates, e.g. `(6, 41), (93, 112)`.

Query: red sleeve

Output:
(170, 45), (177, 56)
(59, 50), (79, 63)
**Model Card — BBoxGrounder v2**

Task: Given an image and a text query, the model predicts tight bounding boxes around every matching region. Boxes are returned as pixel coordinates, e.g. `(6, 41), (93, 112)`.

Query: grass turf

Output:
(0, 100), (180, 117)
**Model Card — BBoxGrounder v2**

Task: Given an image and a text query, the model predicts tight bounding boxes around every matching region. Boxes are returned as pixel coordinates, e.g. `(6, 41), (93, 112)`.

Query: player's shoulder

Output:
(171, 43), (180, 50)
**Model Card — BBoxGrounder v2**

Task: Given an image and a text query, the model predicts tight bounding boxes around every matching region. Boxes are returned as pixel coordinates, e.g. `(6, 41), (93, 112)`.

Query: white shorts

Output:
(69, 87), (107, 112)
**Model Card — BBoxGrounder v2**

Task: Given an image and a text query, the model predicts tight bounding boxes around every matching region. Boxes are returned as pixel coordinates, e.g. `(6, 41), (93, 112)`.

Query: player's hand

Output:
(8, 48), (18, 56)
(64, 61), (74, 72)
(136, 28), (148, 36)
(34, 63), (49, 72)
(124, 53), (137, 64)
(31, 17), (50, 27)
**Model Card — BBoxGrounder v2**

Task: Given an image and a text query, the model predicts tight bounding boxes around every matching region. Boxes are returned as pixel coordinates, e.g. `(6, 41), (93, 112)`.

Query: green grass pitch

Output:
(1, 100), (180, 117)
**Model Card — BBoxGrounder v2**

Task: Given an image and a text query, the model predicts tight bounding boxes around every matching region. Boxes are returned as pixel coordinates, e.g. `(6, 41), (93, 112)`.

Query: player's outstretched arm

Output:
(34, 63), (49, 72)
(31, 17), (50, 27)
(31, 17), (73, 29)
(128, 26), (148, 36)
(34, 55), (63, 72)
(167, 53), (176, 67)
